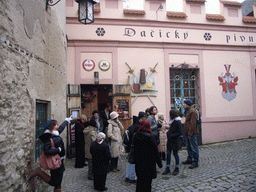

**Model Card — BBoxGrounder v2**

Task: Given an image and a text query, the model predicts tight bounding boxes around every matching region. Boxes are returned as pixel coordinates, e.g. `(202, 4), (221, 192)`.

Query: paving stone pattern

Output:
(47, 138), (256, 192)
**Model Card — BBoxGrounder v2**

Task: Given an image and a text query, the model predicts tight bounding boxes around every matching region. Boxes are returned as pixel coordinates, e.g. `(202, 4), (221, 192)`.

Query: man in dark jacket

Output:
(90, 110), (103, 132)
(75, 115), (89, 168)
(147, 106), (161, 145)
(90, 132), (111, 191)
(182, 99), (199, 169)
(99, 103), (112, 142)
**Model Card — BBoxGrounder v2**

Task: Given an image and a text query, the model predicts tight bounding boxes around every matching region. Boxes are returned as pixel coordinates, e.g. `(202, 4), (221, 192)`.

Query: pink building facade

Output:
(66, 0), (256, 144)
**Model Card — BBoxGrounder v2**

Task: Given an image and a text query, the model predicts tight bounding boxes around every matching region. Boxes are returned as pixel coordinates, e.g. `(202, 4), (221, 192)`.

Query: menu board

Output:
(116, 99), (129, 118)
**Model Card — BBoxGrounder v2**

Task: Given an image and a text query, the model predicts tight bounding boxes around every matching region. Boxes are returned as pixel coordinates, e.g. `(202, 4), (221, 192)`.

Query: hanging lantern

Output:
(46, 0), (97, 24)
(75, 0), (97, 24)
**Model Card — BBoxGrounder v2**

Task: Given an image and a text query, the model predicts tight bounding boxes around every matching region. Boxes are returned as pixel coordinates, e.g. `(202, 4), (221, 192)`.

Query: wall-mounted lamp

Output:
(156, 5), (163, 13)
(94, 71), (99, 84)
(46, 0), (97, 24)
(156, 4), (163, 20)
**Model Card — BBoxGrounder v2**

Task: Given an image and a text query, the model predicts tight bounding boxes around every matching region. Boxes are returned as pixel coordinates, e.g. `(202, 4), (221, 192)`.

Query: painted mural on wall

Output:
(218, 64), (238, 101)
(126, 62), (158, 96)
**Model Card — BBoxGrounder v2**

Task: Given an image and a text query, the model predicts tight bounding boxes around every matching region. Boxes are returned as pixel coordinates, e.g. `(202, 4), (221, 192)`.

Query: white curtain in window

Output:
(123, 0), (144, 10)
(167, 0), (183, 12)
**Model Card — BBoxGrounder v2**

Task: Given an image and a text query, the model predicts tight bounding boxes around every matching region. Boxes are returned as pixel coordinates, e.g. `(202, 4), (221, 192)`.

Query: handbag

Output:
(39, 138), (62, 170)
(128, 133), (136, 164)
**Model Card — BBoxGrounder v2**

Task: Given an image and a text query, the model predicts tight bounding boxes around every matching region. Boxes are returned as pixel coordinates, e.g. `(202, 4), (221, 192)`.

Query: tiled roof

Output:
(221, 1), (242, 7)
(166, 11), (187, 18)
(186, 0), (206, 3)
(206, 14), (225, 21)
(242, 16), (256, 23)
(123, 9), (146, 15)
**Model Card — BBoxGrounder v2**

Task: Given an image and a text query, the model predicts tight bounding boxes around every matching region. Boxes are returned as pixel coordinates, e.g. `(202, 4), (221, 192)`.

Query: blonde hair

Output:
(158, 113), (164, 118)
(80, 115), (87, 121)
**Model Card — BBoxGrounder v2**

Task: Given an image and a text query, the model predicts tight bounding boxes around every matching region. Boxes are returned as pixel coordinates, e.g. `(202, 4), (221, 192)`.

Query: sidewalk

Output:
(50, 138), (256, 192)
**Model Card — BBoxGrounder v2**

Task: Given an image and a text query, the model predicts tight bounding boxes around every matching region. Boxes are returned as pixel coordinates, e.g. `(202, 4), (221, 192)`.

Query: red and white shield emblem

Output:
(218, 64), (238, 101)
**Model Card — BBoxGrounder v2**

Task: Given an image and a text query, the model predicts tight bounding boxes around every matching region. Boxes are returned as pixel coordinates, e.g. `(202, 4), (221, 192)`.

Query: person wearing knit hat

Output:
(90, 132), (111, 191)
(44, 119), (53, 130)
(184, 99), (193, 106)
(182, 99), (199, 169)
(29, 116), (73, 191)
(107, 111), (124, 172)
(110, 111), (119, 120)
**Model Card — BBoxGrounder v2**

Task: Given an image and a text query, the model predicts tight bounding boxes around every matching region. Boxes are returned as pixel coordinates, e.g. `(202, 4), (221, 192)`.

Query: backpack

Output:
(195, 109), (201, 125)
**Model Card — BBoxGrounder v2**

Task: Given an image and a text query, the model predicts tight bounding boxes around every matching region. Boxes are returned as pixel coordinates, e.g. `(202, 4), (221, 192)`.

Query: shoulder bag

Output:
(128, 133), (136, 164)
(39, 138), (62, 170)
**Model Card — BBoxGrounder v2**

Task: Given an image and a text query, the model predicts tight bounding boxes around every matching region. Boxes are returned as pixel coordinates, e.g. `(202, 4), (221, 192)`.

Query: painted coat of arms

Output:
(218, 64), (238, 101)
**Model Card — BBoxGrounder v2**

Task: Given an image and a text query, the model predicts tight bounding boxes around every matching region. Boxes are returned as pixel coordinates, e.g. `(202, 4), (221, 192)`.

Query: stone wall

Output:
(0, 0), (67, 191)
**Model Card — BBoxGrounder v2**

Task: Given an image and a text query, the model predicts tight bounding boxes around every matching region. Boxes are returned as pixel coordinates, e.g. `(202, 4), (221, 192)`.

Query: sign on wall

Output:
(129, 75), (157, 97)
(67, 25), (256, 47)
(218, 64), (238, 101)
(82, 59), (95, 71)
(98, 59), (111, 71)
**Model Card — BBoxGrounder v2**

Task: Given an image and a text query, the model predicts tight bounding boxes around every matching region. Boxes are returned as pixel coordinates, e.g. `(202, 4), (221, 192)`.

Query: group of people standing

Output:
(73, 103), (126, 191)
(74, 103), (127, 191)
(124, 99), (200, 192)
(29, 99), (200, 192)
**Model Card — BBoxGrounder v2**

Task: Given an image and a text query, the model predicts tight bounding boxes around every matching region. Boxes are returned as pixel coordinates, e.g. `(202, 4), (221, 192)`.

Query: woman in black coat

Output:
(75, 115), (89, 168)
(90, 132), (111, 191)
(162, 109), (183, 176)
(133, 119), (162, 192)
(29, 117), (72, 192)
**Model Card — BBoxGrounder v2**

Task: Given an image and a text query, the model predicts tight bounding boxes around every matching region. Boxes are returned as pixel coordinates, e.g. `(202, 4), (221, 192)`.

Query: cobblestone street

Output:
(47, 138), (256, 192)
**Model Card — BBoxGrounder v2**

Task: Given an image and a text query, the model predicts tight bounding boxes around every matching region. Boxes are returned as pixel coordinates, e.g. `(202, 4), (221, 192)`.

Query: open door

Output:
(80, 84), (113, 117)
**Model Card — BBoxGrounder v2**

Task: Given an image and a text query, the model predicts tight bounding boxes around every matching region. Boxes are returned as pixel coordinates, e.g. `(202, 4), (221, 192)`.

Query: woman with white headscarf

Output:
(90, 132), (111, 191)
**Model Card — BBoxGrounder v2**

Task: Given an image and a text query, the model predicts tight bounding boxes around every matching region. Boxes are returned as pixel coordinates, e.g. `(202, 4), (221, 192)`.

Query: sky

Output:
(123, 0), (245, 14)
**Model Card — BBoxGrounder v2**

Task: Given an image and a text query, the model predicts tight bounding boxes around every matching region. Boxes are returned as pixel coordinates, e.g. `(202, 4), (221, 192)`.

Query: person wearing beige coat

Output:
(107, 111), (124, 172)
(157, 113), (168, 161)
(84, 124), (98, 180)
